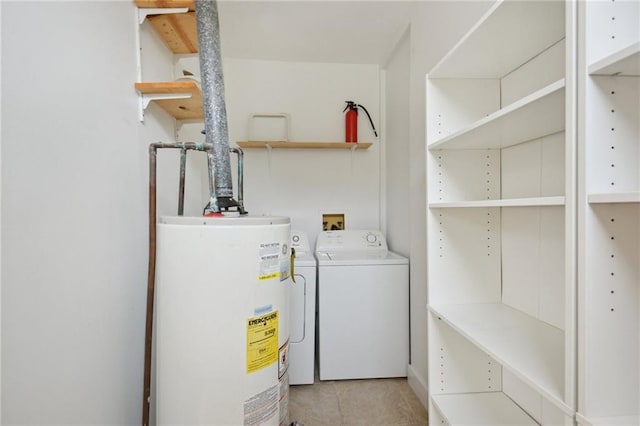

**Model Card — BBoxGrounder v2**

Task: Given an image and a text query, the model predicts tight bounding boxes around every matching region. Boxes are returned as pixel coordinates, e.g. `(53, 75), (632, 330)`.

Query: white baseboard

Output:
(407, 364), (428, 410)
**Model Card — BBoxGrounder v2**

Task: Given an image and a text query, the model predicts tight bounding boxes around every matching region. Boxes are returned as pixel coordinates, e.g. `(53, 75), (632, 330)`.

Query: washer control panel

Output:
(315, 230), (387, 252)
(290, 230), (310, 254)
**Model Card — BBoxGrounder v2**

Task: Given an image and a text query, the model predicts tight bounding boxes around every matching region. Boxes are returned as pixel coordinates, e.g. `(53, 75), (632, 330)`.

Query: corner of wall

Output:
(381, 22), (411, 70)
(408, 364), (428, 409)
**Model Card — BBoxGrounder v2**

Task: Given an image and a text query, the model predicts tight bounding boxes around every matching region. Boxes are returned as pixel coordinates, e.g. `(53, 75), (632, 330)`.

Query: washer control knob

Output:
(366, 234), (377, 243)
(292, 234), (300, 243)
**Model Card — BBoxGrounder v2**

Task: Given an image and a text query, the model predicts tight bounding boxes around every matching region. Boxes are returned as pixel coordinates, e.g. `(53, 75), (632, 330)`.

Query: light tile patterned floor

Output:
(289, 377), (428, 426)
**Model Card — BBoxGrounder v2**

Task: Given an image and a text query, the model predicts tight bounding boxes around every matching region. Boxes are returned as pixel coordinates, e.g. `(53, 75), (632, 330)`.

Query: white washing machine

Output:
(315, 230), (409, 381)
(289, 231), (317, 385)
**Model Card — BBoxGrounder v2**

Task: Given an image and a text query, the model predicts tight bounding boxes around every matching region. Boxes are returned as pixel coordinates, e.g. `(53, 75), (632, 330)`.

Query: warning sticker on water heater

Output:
(246, 311), (279, 373)
(259, 242), (280, 281)
(244, 384), (278, 425)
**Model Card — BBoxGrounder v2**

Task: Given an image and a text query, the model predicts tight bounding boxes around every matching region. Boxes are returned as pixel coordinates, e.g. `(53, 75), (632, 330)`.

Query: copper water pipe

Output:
(178, 148), (187, 216)
(142, 144), (157, 426)
(143, 142), (211, 426)
(142, 142), (246, 426)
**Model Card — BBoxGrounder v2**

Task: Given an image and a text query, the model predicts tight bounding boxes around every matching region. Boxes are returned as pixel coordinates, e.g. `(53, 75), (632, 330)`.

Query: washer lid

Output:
(294, 252), (317, 267)
(316, 250), (408, 266)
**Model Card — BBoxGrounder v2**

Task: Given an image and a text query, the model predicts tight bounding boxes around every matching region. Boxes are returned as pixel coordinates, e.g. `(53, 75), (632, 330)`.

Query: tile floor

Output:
(288, 377), (428, 426)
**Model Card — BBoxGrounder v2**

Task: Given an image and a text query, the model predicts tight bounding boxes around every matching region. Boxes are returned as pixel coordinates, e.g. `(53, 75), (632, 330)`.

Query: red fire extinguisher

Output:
(343, 101), (378, 143)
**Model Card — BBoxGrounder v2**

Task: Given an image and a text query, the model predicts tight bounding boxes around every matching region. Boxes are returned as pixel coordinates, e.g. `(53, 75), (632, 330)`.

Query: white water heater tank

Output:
(155, 216), (292, 425)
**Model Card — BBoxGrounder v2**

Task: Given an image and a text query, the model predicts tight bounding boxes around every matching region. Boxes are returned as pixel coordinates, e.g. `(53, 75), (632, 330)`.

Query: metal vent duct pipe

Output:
(195, 0), (233, 209)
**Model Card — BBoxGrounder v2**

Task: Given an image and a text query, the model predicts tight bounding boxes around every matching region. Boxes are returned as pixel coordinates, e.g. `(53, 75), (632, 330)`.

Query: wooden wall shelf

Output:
(236, 141), (372, 150)
(134, 81), (203, 120)
(135, 0), (197, 54)
(135, 0), (194, 9)
(147, 12), (197, 54)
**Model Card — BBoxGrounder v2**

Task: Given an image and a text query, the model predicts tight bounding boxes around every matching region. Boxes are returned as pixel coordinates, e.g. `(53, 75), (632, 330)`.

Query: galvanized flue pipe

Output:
(195, 0), (233, 202)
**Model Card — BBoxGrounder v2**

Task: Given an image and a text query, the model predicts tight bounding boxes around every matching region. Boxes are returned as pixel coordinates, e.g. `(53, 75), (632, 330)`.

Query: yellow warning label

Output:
(246, 311), (279, 373)
(258, 272), (279, 281)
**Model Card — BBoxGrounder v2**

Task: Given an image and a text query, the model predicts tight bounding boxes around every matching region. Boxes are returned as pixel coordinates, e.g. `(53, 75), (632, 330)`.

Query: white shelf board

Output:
(588, 192), (640, 204)
(432, 392), (538, 425)
(429, 303), (571, 415)
(428, 80), (565, 150)
(429, 0), (565, 78)
(589, 41), (640, 76)
(236, 141), (371, 150)
(576, 412), (640, 426)
(429, 196), (565, 208)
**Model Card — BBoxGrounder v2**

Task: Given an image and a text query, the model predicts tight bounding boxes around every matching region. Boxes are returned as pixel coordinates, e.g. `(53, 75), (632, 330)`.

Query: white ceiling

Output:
(217, 1), (413, 65)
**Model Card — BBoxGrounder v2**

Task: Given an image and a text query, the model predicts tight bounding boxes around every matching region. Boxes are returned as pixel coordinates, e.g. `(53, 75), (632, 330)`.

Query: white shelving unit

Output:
(428, 79), (566, 150)
(425, 1), (576, 424)
(577, 0), (640, 425)
(588, 41), (640, 76)
(588, 192), (640, 204)
(428, 196), (565, 209)
(432, 393), (538, 425)
(429, 304), (565, 407)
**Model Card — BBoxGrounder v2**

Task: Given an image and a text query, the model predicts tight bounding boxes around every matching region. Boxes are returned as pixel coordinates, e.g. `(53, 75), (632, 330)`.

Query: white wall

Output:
(1, 2), (173, 424)
(179, 58), (382, 248)
(384, 30), (410, 257)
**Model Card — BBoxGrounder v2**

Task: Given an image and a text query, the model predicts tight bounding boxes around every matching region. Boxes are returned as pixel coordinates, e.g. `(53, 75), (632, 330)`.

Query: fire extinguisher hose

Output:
(356, 104), (378, 138)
